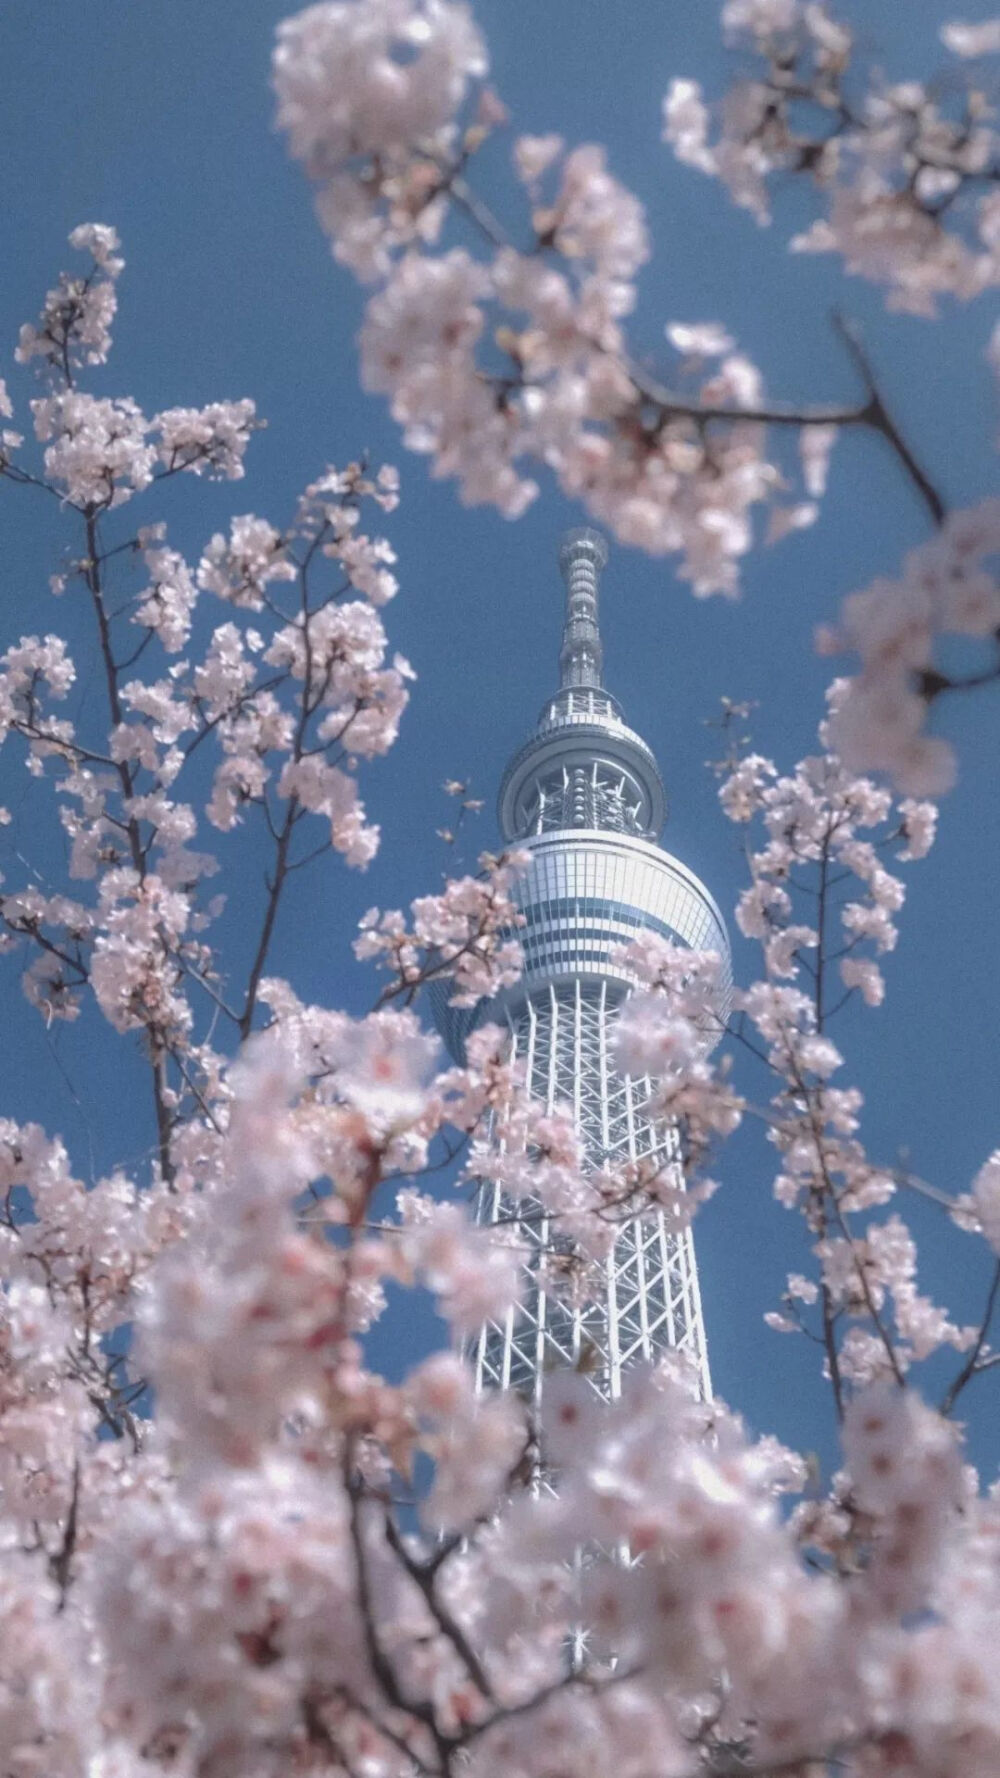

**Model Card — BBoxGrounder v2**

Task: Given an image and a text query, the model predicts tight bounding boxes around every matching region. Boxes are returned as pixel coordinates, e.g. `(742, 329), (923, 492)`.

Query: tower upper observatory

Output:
(433, 529), (730, 1404)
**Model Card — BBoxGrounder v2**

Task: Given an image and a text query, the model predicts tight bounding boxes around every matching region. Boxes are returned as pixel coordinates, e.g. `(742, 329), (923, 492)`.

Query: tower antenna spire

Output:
(558, 527), (608, 690)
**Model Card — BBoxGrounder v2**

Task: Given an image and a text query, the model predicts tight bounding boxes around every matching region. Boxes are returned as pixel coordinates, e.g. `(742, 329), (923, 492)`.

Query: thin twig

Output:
(383, 1515), (496, 1703)
(832, 312), (946, 527)
(941, 1259), (1000, 1415)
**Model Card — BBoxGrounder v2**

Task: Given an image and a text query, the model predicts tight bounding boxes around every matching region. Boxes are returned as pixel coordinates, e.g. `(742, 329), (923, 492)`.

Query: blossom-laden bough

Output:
(277, 0), (1000, 791)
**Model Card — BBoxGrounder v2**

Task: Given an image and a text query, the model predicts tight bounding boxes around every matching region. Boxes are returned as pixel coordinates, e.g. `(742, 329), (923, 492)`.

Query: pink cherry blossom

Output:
(667, 4), (1000, 316)
(971, 1150), (1000, 1254)
(16, 222), (123, 375)
(941, 17), (1000, 56)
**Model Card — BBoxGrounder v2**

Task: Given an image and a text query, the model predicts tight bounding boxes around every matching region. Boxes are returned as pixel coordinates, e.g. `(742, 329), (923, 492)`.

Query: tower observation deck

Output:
(433, 530), (730, 1404)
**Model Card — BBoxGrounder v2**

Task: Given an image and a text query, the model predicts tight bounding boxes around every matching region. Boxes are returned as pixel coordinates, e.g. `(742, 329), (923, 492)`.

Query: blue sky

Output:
(2, 0), (999, 1472)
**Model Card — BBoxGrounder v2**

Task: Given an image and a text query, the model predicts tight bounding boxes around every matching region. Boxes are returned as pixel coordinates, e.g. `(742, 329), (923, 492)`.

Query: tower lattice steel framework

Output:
(433, 530), (729, 1406)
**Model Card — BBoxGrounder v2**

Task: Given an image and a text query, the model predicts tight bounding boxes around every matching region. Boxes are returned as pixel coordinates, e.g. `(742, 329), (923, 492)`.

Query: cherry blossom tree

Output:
(1, 4), (1000, 1777)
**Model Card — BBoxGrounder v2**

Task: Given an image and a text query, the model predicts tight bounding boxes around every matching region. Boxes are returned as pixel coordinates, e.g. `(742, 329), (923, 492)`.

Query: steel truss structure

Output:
(433, 529), (729, 1409)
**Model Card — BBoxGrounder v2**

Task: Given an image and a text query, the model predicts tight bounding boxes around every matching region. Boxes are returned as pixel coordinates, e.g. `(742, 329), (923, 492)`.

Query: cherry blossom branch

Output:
(624, 358), (869, 432)
(49, 1458), (80, 1607)
(80, 508), (177, 1181)
(666, 5), (1000, 324)
(382, 1513), (496, 1703)
(0, 460), (69, 504)
(767, 1011), (907, 1397)
(302, 1690), (433, 1778)
(445, 144), (946, 534)
(964, 1350), (1000, 1376)
(344, 1454), (451, 1768)
(941, 1258), (1000, 1414)
(238, 531), (368, 1037)
(8, 718), (118, 771)
(918, 654), (1000, 703)
(175, 956), (242, 1031)
(239, 806), (299, 1042)
(831, 314), (946, 527)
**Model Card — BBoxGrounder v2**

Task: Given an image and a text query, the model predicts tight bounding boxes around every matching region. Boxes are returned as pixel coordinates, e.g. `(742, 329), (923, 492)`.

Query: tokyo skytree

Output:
(433, 529), (729, 1406)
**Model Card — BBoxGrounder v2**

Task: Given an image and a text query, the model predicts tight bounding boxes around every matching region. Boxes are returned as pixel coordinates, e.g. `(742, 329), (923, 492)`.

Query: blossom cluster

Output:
(712, 701), (982, 1383)
(3, 1024), (997, 1778)
(665, 0), (1000, 317)
(274, 0), (845, 595)
(270, 0), (1000, 815)
(270, 0), (1000, 812)
(0, 227), (409, 1176)
(9, 226), (260, 504)
(355, 848), (527, 1005)
(15, 222), (123, 373)
(28, 388), (258, 510)
(612, 933), (741, 1198)
(819, 499), (1000, 793)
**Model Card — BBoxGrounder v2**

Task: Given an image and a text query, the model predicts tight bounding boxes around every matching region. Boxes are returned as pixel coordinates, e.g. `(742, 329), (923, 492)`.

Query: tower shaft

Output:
(471, 978), (711, 1404)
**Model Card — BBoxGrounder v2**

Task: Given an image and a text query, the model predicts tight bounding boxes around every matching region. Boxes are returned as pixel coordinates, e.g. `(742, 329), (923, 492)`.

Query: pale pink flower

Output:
(839, 955), (885, 1007)
(513, 133), (564, 185)
(941, 18), (1000, 56)
(971, 1150), (1000, 1254)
